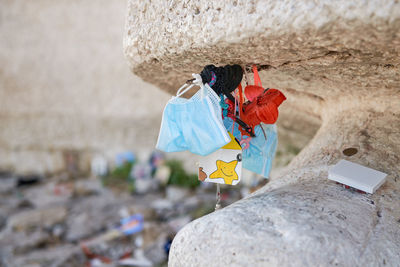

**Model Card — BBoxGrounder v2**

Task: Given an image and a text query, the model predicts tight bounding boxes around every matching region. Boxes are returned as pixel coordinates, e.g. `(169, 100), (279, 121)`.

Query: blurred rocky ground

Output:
(0, 135), (307, 267)
(0, 169), (232, 267)
(0, 142), (305, 267)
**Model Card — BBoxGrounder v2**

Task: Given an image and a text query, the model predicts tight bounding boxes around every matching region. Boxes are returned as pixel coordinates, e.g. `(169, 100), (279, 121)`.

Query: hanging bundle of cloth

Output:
(221, 65), (286, 178)
(156, 64), (286, 183)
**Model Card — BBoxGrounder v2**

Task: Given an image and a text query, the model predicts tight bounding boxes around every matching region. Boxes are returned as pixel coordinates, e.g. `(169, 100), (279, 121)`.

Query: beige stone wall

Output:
(0, 0), (170, 174)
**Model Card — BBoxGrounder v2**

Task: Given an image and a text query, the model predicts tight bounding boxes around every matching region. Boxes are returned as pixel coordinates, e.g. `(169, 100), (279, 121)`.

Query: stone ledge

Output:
(124, 0), (400, 94)
(123, 1), (400, 265)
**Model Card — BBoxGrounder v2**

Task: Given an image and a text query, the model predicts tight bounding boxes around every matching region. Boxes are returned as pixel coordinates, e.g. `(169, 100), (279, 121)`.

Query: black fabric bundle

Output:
(200, 64), (243, 102)
(200, 64), (255, 136)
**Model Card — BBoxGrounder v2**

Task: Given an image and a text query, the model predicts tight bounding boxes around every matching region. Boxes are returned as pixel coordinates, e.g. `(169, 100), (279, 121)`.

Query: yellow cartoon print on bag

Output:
(209, 160), (239, 185)
(198, 133), (242, 185)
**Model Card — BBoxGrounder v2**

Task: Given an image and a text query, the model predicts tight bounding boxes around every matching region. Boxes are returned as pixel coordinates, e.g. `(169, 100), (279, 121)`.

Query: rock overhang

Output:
(124, 0), (400, 97)
(123, 1), (400, 266)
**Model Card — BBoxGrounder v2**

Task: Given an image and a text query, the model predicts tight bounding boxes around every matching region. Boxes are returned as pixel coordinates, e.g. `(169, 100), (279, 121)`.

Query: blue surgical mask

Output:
(223, 117), (277, 178)
(156, 83), (230, 156)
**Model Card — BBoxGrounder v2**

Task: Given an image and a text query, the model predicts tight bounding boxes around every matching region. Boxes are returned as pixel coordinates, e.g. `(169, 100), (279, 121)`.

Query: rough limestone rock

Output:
(124, 1), (400, 266)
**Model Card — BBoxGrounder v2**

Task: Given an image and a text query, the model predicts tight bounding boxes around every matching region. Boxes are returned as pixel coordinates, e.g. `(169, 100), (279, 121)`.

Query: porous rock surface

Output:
(124, 1), (400, 266)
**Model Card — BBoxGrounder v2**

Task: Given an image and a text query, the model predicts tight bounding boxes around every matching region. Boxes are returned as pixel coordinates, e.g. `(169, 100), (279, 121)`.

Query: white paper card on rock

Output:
(198, 133), (242, 185)
(328, 159), (387, 194)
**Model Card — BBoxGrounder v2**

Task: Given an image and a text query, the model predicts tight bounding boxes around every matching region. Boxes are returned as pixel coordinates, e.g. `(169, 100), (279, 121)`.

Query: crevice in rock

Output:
(359, 202), (382, 258)
(282, 87), (324, 103)
(278, 50), (353, 68)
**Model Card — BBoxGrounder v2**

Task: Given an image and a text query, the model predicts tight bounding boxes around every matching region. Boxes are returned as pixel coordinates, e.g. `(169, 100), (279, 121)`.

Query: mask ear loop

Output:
(176, 84), (196, 98)
(239, 83), (243, 140)
(175, 73), (204, 98)
(191, 73), (205, 98)
(175, 83), (190, 96)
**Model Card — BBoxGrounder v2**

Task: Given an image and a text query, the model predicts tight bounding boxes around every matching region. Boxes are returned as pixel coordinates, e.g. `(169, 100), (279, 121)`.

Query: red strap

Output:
(252, 65), (262, 87)
(238, 84), (243, 115)
(238, 83), (250, 137)
(232, 91), (237, 133)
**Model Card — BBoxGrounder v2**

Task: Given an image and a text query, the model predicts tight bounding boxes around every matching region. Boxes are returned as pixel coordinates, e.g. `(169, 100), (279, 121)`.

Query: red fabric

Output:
(239, 89), (286, 136)
(238, 84), (243, 115)
(244, 65), (264, 101)
(244, 85), (264, 101)
(228, 65), (286, 137)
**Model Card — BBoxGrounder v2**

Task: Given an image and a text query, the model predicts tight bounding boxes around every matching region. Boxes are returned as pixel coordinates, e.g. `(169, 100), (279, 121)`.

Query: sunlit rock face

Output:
(124, 0), (400, 266)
